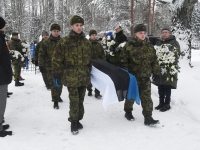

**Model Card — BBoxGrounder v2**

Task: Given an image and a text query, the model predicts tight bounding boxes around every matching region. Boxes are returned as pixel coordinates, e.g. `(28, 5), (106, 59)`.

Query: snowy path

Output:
(1, 63), (200, 150)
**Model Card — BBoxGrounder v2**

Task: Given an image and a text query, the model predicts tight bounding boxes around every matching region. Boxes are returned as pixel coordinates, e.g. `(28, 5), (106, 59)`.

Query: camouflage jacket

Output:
(90, 39), (105, 61)
(34, 39), (44, 61)
(120, 37), (160, 78)
(52, 30), (92, 87)
(8, 38), (24, 55)
(38, 34), (61, 70)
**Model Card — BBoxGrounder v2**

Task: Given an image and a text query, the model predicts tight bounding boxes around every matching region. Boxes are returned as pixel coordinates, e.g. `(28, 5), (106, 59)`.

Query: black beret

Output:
(0, 17), (6, 29)
(70, 15), (84, 25)
(50, 23), (61, 31)
(134, 24), (146, 33)
(89, 30), (97, 36)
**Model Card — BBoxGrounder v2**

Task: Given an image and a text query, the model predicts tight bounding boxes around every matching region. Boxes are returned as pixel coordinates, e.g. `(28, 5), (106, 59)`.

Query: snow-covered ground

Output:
(1, 51), (200, 150)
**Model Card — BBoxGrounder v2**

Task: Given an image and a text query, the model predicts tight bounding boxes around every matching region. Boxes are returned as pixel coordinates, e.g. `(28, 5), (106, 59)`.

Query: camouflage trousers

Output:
(46, 70), (63, 102)
(41, 68), (50, 89)
(67, 86), (86, 122)
(86, 83), (100, 95)
(13, 64), (21, 81)
(124, 77), (153, 117)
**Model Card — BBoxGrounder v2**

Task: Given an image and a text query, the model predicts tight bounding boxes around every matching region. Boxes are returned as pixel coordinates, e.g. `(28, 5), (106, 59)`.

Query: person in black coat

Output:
(114, 25), (127, 45)
(0, 16), (13, 137)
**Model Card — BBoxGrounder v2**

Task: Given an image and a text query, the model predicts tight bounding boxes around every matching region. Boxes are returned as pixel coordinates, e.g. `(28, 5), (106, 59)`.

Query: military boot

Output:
(88, 91), (92, 96)
(125, 112), (135, 121)
(53, 102), (59, 109)
(95, 94), (102, 99)
(144, 116), (159, 125)
(155, 103), (164, 110)
(0, 130), (12, 137)
(15, 80), (24, 86)
(71, 121), (79, 135)
(2, 124), (10, 130)
(160, 104), (170, 112)
(78, 121), (83, 130)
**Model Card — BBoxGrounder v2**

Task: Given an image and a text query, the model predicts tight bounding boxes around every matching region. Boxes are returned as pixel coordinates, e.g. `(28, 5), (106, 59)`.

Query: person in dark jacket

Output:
(153, 27), (181, 112)
(114, 25), (127, 45)
(106, 25), (127, 66)
(0, 16), (13, 137)
(33, 30), (50, 89)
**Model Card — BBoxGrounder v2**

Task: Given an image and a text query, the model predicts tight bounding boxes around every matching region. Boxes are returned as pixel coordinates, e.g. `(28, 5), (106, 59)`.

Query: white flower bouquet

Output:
(154, 44), (181, 82)
(9, 50), (25, 62)
(21, 41), (30, 57)
(102, 35), (116, 56)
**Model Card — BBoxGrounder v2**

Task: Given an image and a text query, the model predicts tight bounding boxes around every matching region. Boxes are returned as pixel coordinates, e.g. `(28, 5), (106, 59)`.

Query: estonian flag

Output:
(91, 60), (140, 110)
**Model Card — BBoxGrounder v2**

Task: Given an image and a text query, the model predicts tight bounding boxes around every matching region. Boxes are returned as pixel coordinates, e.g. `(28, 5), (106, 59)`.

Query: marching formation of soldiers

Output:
(0, 15), (181, 136)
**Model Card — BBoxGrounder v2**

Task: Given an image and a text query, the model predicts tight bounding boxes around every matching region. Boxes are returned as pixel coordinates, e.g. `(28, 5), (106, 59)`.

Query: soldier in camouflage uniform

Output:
(120, 24), (160, 125)
(33, 30), (50, 89)
(52, 15), (92, 135)
(8, 32), (24, 86)
(87, 29), (105, 98)
(38, 24), (63, 109)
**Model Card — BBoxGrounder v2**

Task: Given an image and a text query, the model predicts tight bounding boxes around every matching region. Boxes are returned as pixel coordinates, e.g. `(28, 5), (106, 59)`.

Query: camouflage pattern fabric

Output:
(12, 64), (21, 81)
(38, 34), (62, 101)
(121, 37), (160, 117)
(46, 70), (63, 102)
(38, 34), (61, 70)
(42, 68), (50, 89)
(34, 39), (44, 62)
(90, 39), (105, 61)
(8, 38), (24, 80)
(120, 37), (160, 77)
(52, 30), (92, 87)
(34, 39), (50, 88)
(124, 77), (153, 116)
(67, 86), (86, 122)
(52, 30), (92, 122)
(87, 39), (105, 93)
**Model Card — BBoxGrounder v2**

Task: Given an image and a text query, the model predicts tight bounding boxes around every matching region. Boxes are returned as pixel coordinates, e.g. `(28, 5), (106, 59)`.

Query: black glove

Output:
(39, 66), (45, 73)
(53, 75), (61, 88)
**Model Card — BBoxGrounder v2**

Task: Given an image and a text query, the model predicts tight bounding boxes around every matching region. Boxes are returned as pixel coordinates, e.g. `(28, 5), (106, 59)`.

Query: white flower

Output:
(107, 36), (111, 40)
(22, 48), (26, 52)
(107, 42), (111, 47)
(110, 40), (115, 45)
(155, 44), (180, 79)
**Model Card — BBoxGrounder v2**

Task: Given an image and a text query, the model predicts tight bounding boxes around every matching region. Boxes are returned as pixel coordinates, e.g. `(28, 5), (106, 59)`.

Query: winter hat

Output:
(70, 15), (84, 25)
(0, 17), (6, 29)
(50, 23), (61, 31)
(161, 26), (171, 33)
(42, 30), (49, 36)
(89, 30), (97, 36)
(12, 32), (19, 36)
(134, 24), (146, 33)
